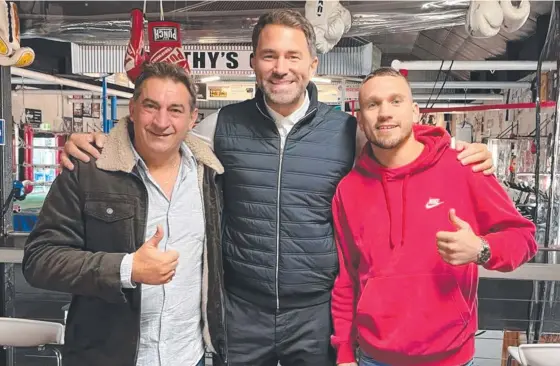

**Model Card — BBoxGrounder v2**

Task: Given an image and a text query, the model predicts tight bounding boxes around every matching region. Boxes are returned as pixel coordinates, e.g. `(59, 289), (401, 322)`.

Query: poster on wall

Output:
(195, 83), (207, 101)
(208, 83), (255, 101)
(25, 108), (42, 127)
(196, 113), (205, 124)
(73, 117), (83, 133)
(92, 103), (100, 118)
(62, 117), (73, 132)
(82, 96), (92, 117)
(73, 103), (83, 118)
(317, 84), (341, 104)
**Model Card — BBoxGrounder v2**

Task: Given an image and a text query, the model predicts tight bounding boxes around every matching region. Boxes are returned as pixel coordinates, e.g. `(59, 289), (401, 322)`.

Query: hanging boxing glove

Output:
(305, 0), (351, 54)
(500, 0), (530, 33)
(0, 1), (34, 67)
(465, 0), (504, 38)
(147, 20), (190, 74)
(124, 8), (147, 83)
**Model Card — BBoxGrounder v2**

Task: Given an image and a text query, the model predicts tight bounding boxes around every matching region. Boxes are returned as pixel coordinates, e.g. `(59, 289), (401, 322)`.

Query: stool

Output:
(0, 317), (64, 366)
(507, 344), (560, 366)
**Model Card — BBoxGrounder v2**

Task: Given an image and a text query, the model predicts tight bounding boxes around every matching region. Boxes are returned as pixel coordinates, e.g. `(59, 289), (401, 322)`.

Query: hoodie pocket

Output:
(356, 273), (472, 356)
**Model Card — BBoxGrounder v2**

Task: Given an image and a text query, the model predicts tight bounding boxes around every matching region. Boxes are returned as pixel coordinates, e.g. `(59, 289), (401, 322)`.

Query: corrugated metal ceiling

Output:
(15, 0), (554, 80)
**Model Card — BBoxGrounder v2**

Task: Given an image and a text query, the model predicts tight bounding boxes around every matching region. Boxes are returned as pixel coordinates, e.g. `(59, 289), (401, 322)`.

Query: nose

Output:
(377, 101), (392, 121)
(152, 109), (172, 129)
(273, 56), (289, 75)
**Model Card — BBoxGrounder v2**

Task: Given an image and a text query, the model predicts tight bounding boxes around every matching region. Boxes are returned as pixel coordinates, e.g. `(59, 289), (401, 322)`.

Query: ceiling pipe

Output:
(10, 67), (133, 99)
(11, 77), (54, 85)
(413, 93), (503, 101)
(420, 101), (556, 114)
(392, 60), (557, 72)
(409, 81), (531, 89)
(13, 90), (103, 96)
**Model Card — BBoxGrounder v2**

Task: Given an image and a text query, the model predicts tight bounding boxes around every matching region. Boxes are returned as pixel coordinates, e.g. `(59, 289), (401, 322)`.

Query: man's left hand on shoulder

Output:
(454, 140), (495, 176)
(436, 209), (485, 266)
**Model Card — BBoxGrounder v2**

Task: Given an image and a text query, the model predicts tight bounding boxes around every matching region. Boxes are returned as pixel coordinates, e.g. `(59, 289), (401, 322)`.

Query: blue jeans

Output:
(196, 357), (205, 366)
(359, 352), (474, 366)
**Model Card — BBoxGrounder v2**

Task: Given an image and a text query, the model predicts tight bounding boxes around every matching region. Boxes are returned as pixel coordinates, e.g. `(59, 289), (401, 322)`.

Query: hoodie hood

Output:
(356, 124), (450, 179)
(356, 124), (450, 248)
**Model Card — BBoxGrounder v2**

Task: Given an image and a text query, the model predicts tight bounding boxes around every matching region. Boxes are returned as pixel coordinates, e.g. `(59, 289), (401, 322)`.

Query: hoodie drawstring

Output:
(381, 175), (393, 247)
(381, 174), (409, 249)
(401, 175), (409, 247)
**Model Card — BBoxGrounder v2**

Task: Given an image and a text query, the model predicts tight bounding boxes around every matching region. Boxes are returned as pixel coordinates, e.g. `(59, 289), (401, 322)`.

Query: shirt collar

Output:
(129, 138), (196, 174)
(264, 90), (310, 127)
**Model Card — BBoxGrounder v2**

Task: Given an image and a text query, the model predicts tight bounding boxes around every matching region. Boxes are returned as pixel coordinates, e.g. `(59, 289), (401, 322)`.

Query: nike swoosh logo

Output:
(426, 201), (444, 209)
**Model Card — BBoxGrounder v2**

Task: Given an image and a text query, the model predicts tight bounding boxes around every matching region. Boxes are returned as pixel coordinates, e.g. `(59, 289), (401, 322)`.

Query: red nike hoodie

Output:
(331, 125), (537, 366)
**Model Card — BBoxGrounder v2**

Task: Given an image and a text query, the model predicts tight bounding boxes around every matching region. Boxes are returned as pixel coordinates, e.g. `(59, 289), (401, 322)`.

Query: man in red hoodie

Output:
(331, 67), (538, 366)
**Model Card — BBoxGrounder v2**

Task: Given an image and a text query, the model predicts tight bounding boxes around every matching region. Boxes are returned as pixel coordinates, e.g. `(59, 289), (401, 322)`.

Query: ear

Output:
(310, 55), (318, 76)
(129, 99), (135, 117)
(356, 111), (364, 132)
(412, 102), (420, 124)
(188, 107), (199, 130)
(250, 54), (255, 70)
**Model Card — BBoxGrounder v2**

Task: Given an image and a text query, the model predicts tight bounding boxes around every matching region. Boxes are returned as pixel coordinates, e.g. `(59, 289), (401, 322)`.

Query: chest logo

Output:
(425, 198), (444, 209)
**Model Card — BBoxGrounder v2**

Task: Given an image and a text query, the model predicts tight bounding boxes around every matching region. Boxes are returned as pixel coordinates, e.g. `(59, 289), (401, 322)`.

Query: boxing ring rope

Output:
(419, 101), (557, 114)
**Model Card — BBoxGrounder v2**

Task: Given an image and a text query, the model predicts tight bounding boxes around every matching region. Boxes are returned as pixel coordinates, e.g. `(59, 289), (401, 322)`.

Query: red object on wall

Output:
(400, 69), (409, 77)
(12, 135), (16, 175)
(23, 124), (33, 181)
(55, 134), (66, 176)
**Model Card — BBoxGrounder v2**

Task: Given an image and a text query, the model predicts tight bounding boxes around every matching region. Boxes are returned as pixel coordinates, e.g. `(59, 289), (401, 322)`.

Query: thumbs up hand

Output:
(436, 209), (482, 266)
(131, 225), (180, 285)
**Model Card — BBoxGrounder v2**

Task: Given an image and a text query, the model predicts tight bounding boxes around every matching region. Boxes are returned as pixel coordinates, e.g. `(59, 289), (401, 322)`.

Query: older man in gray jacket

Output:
(22, 62), (227, 366)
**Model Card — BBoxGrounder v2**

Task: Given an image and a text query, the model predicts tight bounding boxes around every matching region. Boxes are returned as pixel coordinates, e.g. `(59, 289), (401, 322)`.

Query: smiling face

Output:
(252, 23), (318, 113)
(129, 76), (198, 159)
(358, 74), (419, 151)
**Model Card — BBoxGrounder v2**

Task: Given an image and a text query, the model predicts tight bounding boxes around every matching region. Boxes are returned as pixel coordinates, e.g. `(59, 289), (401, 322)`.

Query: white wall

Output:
(451, 87), (555, 142)
(11, 93), (124, 133)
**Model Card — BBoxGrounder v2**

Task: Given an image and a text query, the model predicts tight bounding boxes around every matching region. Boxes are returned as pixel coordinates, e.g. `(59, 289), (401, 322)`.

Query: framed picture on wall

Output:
(73, 103), (83, 118)
(92, 103), (100, 118)
(196, 113), (204, 124)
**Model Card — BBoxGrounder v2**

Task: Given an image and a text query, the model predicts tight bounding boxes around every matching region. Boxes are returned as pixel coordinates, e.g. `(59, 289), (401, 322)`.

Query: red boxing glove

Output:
(124, 8), (147, 83)
(147, 21), (190, 74)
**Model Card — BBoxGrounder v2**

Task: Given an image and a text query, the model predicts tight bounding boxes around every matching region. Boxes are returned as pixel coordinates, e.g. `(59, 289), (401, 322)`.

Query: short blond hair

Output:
(363, 67), (409, 85)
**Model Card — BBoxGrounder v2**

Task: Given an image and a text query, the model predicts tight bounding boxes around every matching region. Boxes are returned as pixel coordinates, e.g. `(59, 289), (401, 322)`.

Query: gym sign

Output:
(183, 49), (254, 72)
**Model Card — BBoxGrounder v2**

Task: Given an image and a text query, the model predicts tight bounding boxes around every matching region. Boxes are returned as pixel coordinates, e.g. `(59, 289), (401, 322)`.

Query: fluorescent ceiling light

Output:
(200, 76), (221, 83)
(312, 77), (331, 84)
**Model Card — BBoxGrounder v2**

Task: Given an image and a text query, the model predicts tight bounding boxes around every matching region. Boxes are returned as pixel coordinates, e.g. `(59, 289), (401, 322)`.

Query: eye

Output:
(170, 109), (182, 114)
(145, 103), (157, 110)
(392, 99), (402, 105)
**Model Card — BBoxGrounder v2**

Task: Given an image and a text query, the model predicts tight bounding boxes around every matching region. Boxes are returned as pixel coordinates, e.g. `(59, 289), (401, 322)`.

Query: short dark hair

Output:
(363, 67), (409, 85)
(252, 9), (317, 57)
(133, 62), (197, 112)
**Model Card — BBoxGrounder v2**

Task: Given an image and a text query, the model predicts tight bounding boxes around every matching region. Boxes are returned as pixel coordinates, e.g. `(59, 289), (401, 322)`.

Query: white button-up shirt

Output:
(120, 142), (205, 366)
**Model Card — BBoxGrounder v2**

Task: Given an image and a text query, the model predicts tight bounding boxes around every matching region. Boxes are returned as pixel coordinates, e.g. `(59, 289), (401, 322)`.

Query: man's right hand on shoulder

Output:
(60, 132), (108, 170)
(131, 226), (179, 285)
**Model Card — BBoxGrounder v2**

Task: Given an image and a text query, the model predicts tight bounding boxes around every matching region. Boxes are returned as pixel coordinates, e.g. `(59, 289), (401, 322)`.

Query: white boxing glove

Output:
(466, 0), (504, 38)
(500, 0), (530, 33)
(0, 0), (34, 67)
(323, 3), (351, 45)
(305, 0), (351, 54)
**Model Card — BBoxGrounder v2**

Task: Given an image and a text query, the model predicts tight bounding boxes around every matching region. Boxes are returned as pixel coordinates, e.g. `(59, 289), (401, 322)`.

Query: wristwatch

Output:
(476, 237), (491, 265)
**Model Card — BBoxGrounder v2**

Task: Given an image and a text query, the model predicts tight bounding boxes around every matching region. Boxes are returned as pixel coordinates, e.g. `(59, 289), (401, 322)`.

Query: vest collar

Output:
(255, 81), (319, 121)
